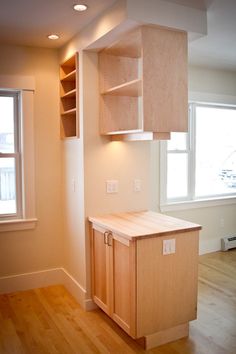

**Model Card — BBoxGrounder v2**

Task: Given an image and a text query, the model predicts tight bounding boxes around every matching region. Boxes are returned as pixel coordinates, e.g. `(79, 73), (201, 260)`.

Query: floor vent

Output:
(221, 235), (236, 251)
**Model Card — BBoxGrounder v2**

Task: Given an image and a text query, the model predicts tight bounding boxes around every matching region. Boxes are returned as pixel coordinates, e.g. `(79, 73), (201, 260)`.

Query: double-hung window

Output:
(0, 76), (36, 231)
(0, 91), (21, 219)
(160, 102), (236, 209)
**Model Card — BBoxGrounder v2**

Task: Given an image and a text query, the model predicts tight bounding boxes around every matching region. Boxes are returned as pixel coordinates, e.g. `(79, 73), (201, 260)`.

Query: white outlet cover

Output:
(106, 180), (119, 193)
(163, 239), (176, 255)
(134, 179), (142, 192)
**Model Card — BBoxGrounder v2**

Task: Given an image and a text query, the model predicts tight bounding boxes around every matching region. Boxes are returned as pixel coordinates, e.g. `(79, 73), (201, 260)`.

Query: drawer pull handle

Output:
(107, 232), (113, 247)
(104, 231), (109, 245)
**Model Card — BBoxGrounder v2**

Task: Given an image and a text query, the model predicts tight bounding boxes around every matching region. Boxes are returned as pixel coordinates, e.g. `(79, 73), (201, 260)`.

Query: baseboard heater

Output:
(221, 235), (236, 251)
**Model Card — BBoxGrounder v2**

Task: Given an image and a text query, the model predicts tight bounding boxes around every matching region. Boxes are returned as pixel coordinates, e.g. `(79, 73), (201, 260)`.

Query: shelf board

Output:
(61, 89), (76, 98)
(61, 108), (76, 116)
(111, 132), (171, 141)
(60, 70), (76, 82)
(102, 79), (142, 97)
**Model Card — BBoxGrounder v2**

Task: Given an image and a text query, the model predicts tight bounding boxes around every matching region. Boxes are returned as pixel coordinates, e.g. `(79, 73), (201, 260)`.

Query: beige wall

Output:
(0, 44), (64, 276)
(152, 65), (236, 253)
(61, 19), (236, 303)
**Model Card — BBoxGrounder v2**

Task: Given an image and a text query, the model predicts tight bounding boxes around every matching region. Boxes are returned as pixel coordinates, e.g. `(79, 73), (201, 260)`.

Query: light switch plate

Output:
(106, 180), (119, 193)
(163, 239), (176, 255)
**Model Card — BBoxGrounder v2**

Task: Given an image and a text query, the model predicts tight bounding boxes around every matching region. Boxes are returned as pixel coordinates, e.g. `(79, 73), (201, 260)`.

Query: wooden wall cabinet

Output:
(89, 211), (201, 349)
(60, 53), (79, 139)
(99, 26), (188, 141)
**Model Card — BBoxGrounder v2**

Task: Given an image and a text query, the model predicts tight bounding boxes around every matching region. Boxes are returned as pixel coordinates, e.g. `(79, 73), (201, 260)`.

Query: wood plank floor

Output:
(0, 250), (236, 354)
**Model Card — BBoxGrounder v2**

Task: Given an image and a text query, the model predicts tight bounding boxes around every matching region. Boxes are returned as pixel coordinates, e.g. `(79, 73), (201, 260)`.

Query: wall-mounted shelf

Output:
(99, 26), (188, 141)
(61, 89), (76, 99)
(60, 53), (79, 139)
(102, 79), (142, 97)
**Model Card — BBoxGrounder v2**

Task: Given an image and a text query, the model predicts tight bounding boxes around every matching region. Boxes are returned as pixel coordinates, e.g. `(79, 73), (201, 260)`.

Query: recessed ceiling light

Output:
(73, 4), (88, 12)
(47, 34), (60, 40)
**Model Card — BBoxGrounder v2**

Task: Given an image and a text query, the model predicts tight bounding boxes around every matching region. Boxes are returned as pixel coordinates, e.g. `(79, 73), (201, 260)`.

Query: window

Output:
(160, 102), (236, 209)
(0, 76), (37, 231)
(0, 91), (21, 219)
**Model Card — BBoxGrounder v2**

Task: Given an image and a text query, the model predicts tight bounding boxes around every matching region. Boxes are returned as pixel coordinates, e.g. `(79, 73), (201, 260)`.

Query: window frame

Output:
(0, 90), (22, 220)
(160, 97), (236, 212)
(0, 75), (37, 232)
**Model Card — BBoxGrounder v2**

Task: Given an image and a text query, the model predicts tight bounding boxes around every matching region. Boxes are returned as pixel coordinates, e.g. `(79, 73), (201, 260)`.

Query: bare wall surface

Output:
(152, 65), (236, 253)
(0, 44), (64, 276)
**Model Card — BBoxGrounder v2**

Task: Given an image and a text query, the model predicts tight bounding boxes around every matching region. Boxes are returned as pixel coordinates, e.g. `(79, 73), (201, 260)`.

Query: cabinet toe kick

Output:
(136, 322), (189, 350)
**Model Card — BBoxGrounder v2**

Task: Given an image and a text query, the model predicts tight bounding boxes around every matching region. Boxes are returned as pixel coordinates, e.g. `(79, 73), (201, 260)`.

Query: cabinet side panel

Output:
(142, 27), (188, 132)
(99, 53), (139, 92)
(92, 229), (109, 313)
(136, 231), (199, 337)
(100, 96), (139, 133)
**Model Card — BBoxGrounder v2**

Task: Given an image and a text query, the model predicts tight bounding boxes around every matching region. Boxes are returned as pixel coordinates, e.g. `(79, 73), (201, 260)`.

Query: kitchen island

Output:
(89, 211), (202, 349)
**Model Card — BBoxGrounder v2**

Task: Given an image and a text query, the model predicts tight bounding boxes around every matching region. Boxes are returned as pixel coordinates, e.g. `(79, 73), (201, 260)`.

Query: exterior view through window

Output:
(0, 91), (21, 218)
(165, 103), (236, 203)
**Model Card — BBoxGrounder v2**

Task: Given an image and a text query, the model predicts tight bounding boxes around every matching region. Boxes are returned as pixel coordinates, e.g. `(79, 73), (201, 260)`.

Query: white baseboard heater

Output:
(221, 235), (236, 251)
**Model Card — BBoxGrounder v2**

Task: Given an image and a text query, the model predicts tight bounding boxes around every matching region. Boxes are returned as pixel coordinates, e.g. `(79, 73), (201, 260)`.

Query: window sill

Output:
(0, 218), (38, 232)
(160, 196), (236, 212)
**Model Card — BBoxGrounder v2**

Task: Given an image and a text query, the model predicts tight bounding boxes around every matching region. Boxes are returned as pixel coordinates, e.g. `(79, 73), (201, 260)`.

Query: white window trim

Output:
(0, 75), (37, 232)
(160, 91), (236, 212)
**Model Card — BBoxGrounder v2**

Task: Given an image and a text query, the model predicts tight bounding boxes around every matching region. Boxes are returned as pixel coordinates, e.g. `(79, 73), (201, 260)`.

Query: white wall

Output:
(0, 45), (64, 277)
(60, 6), (236, 306)
(152, 65), (236, 254)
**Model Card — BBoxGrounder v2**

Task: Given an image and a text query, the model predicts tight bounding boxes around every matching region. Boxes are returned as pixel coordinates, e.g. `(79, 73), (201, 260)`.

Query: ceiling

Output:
(0, 0), (117, 48)
(0, 0), (236, 71)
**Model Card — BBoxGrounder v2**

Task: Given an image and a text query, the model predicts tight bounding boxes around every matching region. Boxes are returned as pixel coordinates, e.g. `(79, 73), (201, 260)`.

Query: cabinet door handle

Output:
(107, 232), (113, 247)
(104, 231), (109, 245)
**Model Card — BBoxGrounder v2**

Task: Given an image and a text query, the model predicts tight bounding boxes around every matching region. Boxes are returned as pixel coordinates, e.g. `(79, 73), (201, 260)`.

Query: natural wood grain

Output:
(89, 211), (201, 240)
(102, 28), (142, 58)
(100, 95), (139, 134)
(90, 215), (200, 347)
(91, 229), (109, 315)
(0, 249), (236, 353)
(99, 25), (188, 139)
(111, 236), (136, 337)
(102, 79), (142, 97)
(91, 227), (136, 337)
(136, 231), (199, 337)
(141, 323), (189, 350)
(99, 53), (139, 92)
(111, 132), (170, 141)
(142, 26), (188, 132)
(59, 52), (79, 139)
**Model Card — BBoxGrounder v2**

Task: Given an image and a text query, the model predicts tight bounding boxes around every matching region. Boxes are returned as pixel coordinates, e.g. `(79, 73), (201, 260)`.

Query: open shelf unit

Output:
(60, 53), (79, 139)
(98, 25), (188, 141)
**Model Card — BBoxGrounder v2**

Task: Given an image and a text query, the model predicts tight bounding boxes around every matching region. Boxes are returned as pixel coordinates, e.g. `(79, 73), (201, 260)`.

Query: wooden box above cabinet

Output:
(60, 53), (79, 139)
(99, 25), (188, 141)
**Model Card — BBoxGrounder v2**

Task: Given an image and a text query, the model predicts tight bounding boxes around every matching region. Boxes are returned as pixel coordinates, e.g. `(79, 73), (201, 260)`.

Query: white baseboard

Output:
(199, 238), (221, 255)
(0, 268), (64, 295)
(61, 268), (96, 311)
(0, 267), (97, 311)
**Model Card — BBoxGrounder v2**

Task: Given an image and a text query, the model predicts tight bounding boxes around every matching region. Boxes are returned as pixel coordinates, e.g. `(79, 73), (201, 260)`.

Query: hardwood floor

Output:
(0, 250), (236, 354)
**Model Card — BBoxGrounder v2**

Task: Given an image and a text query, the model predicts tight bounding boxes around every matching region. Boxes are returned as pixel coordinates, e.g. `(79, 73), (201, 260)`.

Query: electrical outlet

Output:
(106, 180), (119, 193)
(163, 239), (176, 255)
(220, 218), (225, 228)
(134, 179), (142, 192)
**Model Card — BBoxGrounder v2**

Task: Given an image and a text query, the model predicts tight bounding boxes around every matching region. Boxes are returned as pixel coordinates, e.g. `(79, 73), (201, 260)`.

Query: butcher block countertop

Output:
(88, 210), (202, 241)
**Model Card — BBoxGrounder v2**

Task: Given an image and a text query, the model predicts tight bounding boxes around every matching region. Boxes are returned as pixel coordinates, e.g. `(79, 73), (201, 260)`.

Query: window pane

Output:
(0, 95), (15, 153)
(168, 132), (187, 151)
(0, 158), (16, 215)
(195, 106), (236, 197)
(167, 153), (188, 199)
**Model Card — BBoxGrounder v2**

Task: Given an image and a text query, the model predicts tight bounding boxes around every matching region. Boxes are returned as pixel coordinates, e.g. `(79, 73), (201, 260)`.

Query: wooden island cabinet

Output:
(89, 211), (201, 350)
